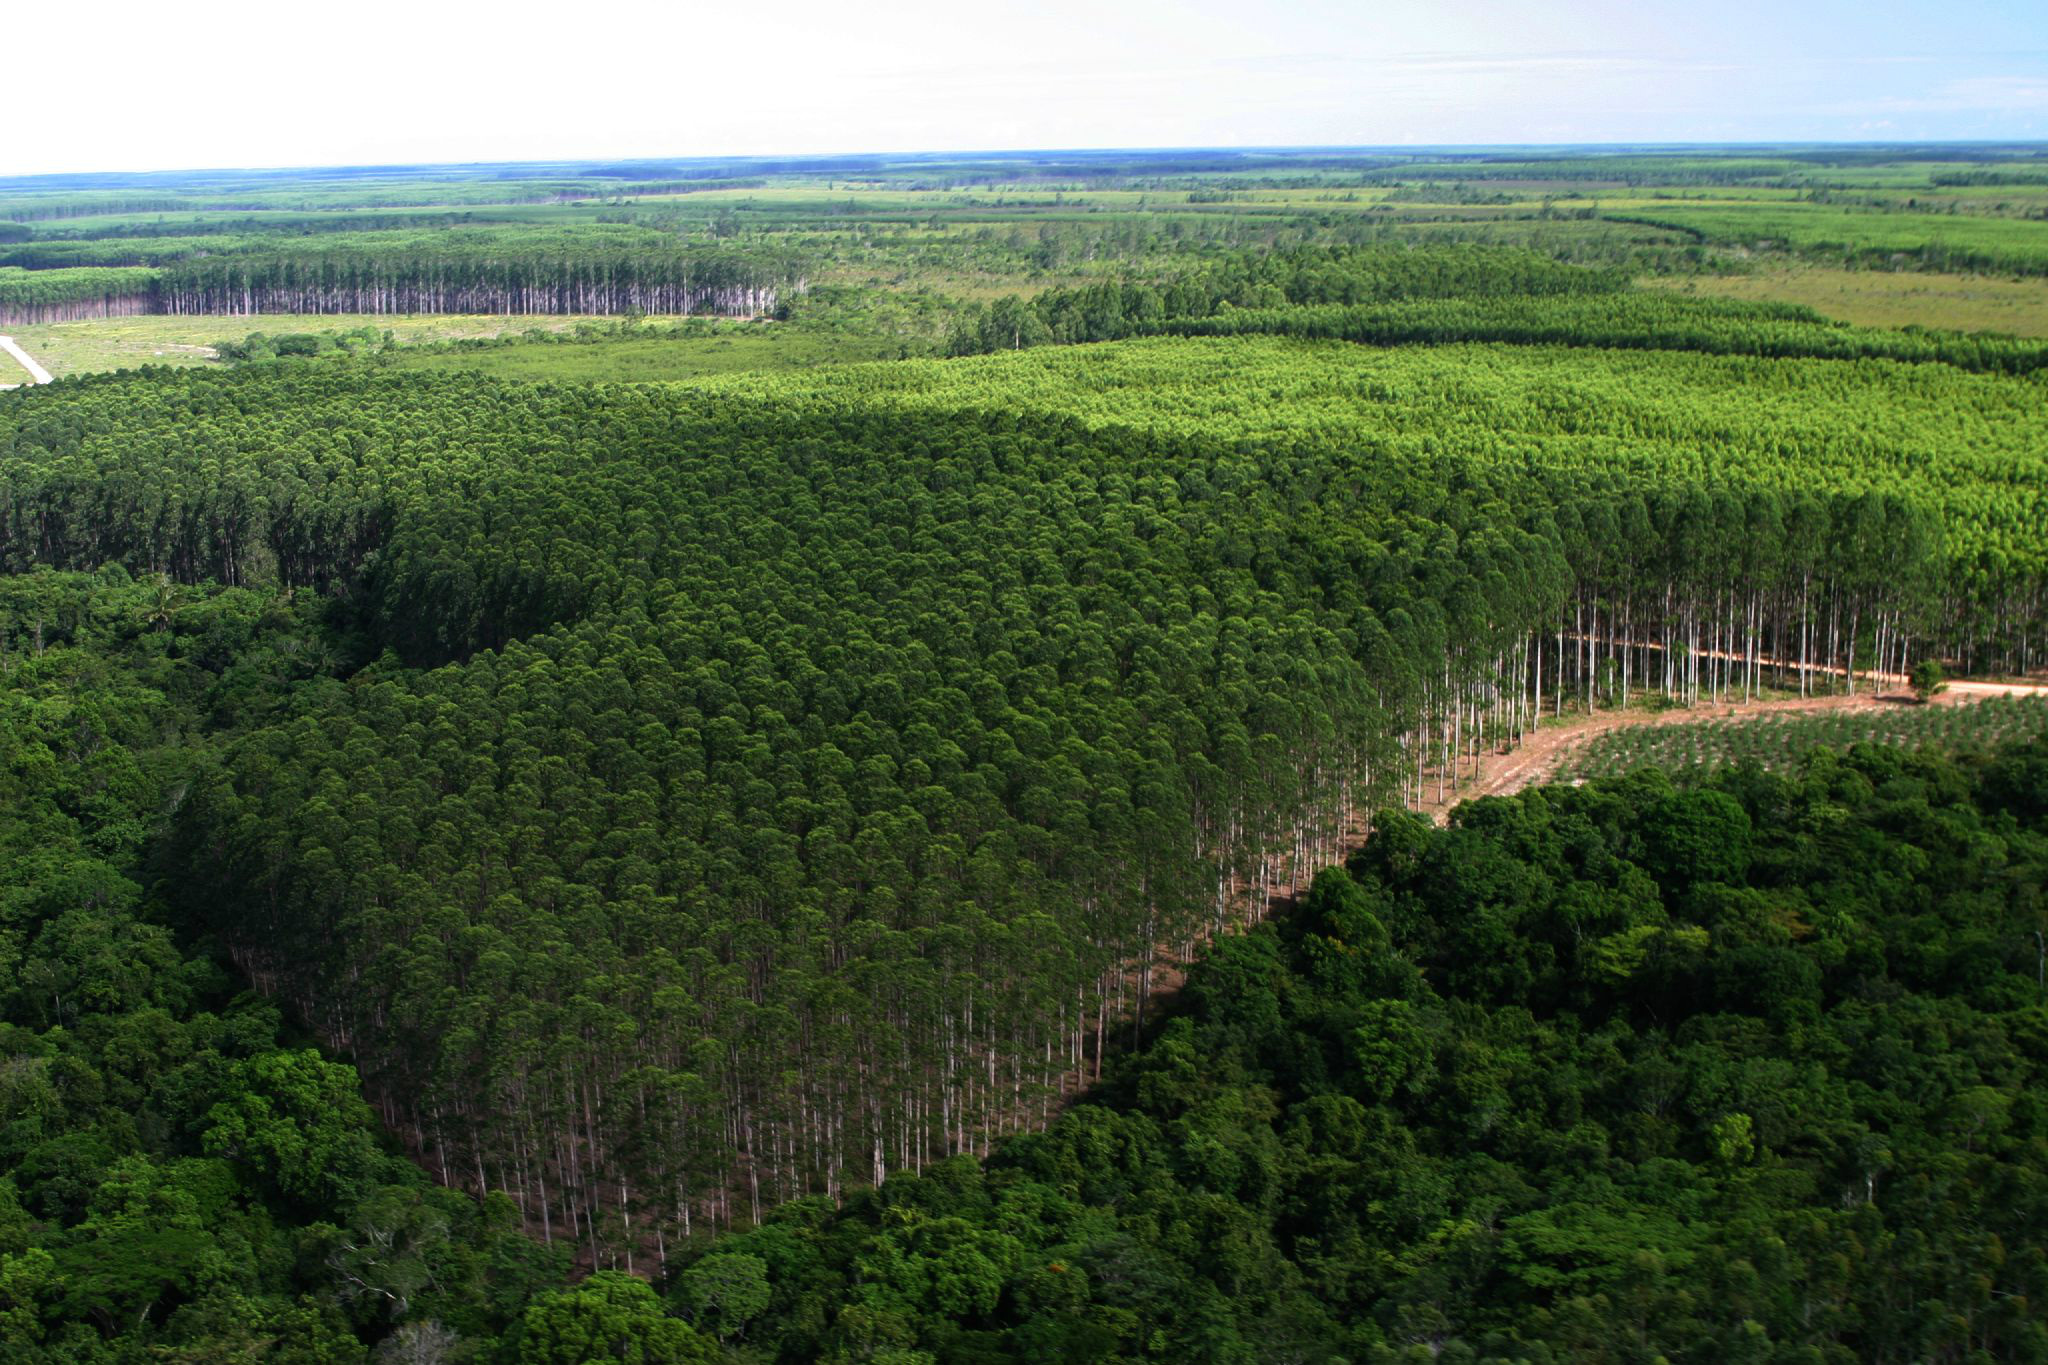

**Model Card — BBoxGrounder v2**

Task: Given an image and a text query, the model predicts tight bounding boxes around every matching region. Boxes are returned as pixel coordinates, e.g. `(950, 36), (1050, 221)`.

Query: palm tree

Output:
(143, 573), (178, 633)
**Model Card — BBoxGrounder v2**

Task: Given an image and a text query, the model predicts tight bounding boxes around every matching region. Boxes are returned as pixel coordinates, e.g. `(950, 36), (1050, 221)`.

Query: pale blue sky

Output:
(7, 0), (2046, 176)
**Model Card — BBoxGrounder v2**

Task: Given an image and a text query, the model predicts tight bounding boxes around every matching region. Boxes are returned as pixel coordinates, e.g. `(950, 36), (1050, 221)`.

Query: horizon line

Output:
(6, 139), (2048, 186)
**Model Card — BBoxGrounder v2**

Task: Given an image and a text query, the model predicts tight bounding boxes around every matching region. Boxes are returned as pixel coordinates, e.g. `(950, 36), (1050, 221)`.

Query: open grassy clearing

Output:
(5, 312), (616, 378)
(1645, 266), (2048, 336)
(0, 344), (37, 386)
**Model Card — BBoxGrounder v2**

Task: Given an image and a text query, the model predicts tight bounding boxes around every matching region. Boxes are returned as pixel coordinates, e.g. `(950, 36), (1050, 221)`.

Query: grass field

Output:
(3, 314), (614, 378)
(0, 345), (36, 386)
(1598, 203), (2048, 271)
(1645, 266), (2048, 336)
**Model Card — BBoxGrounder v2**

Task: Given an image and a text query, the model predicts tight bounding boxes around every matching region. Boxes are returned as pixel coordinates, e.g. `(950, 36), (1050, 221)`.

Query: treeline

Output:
(1154, 292), (2048, 374)
(948, 244), (1623, 353)
(0, 194), (190, 221)
(6, 212), (604, 251)
(3, 236), (261, 269)
(0, 229), (806, 321)
(1601, 209), (2048, 277)
(1367, 154), (1813, 184)
(0, 266), (161, 323)
(149, 247), (797, 316)
(946, 243), (2048, 375)
(1, 220), (726, 267)
(1933, 168), (2048, 187)
(3, 352), (2040, 1266)
(0, 251), (795, 322)
(669, 741), (2048, 1362)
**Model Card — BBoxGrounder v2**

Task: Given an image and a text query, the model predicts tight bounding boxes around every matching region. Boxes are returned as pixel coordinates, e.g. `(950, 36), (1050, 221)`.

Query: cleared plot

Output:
(1568, 693), (2048, 782)
(1646, 267), (2048, 337)
(2, 313), (614, 378)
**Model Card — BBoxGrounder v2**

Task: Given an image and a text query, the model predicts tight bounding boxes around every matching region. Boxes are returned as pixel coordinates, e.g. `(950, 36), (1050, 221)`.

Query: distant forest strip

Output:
(946, 245), (2048, 374)
(0, 246), (803, 322)
(0, 266), (162, 322)
(1152, 295), (2048, 374)
(1596, 204), (2048, 276)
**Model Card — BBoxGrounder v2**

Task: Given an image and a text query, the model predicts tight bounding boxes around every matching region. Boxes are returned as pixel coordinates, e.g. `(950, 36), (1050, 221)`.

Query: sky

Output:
(6, 0), (2046, 177)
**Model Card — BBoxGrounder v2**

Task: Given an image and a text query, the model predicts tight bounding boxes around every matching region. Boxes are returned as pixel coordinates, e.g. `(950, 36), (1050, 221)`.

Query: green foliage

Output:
(1155, 289), (2048, 373)
(1606, 201), (2048, 275)
(1638, 789), (1751, 887)
(947, 243), (1626, 354)
(508, 1273), (713, 1364)
(375, 318), (907, 382)
(217, 326), (387, 363)
(0, 571), (569, 1360)
(2, 316), (2042, 1267)
(674, 1254), (770, 1341)
(677, 740), (2048, 1362)
(4, 148), (2048, 1359)
(203, 1050), (382, 1207)
(0, 265), (160, 319)
(0, 226), (799, 321)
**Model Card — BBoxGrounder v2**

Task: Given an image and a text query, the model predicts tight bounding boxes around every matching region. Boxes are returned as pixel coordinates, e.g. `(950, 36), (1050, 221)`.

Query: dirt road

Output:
(0, 336), (54, 386)
(1118, 668), (2046, 1078)
(1415, 674), (2048, 823)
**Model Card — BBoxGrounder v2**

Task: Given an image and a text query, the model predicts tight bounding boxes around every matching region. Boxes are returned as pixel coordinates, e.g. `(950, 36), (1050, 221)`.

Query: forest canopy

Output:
(1, 317), (2041, 1280)
(0, 144), (2044, 1363)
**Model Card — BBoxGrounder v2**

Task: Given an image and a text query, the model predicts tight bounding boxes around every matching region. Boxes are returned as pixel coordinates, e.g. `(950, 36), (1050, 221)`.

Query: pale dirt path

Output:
(0, 336), (54, 385)
(1417, 674), (2048, 824)
(1089, 668), (2048, 1101)
(1417, 691), (1893, 821)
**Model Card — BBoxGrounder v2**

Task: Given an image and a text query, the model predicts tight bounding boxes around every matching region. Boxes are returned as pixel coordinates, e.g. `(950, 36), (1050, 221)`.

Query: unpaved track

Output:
(0, 336), (53, 385)
(1115, 671), (2046, 1084)
(1417, 675), (2048, 824)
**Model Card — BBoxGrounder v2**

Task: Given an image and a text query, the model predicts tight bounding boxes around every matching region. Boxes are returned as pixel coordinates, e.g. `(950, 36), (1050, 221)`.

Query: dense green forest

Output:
(0, 146), (2044, 1362)
(664, 742), (2048, 1363)
(0, 571), (587, 1362)
(2, 570), (2042, 1358)
(3, 322), (2041, 1272)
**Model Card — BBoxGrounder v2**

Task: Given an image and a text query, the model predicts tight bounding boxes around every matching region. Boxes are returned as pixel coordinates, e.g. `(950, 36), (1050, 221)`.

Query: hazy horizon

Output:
(8, 139), (2048, 186)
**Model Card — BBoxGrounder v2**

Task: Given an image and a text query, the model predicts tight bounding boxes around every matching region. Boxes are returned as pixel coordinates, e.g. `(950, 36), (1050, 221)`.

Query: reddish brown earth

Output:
(1420, 674), (2048, 823)
(1121, 670), (2048, 1067)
